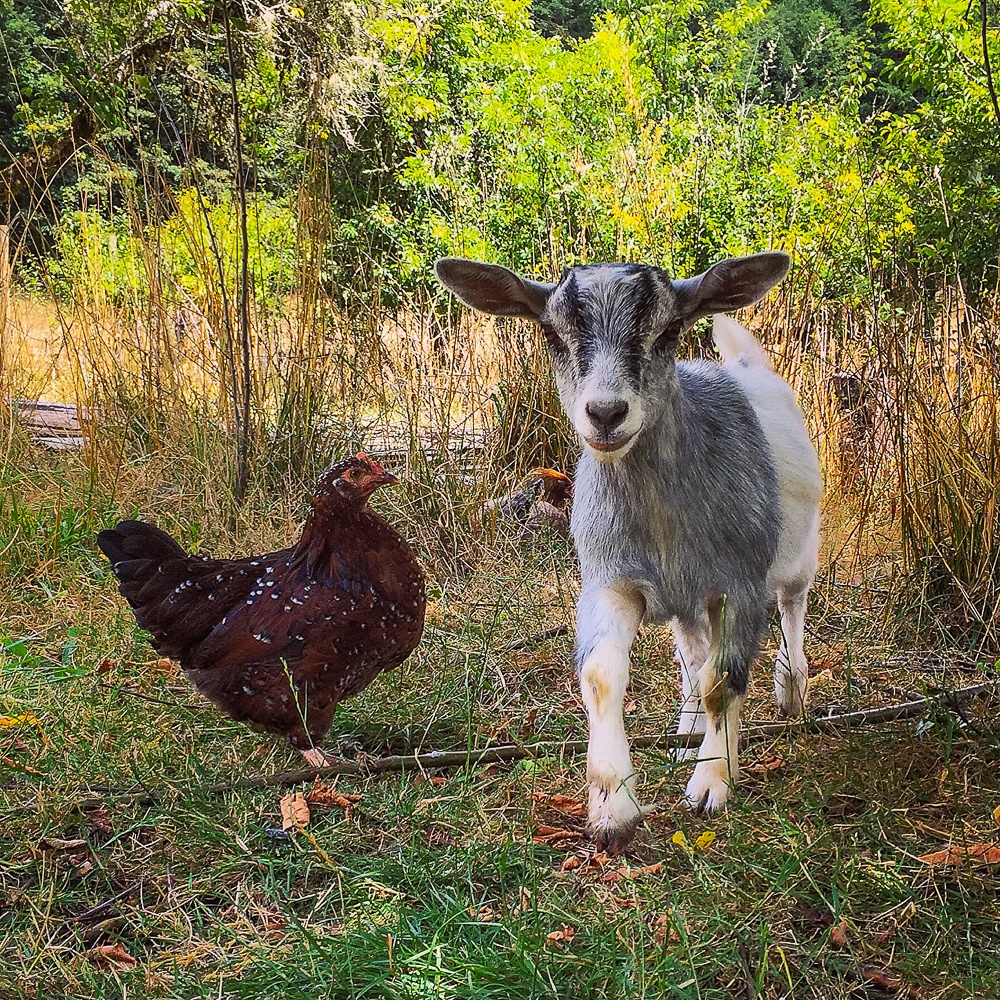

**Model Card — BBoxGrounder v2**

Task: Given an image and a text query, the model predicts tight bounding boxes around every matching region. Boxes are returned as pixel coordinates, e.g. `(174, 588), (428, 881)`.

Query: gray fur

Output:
(572, 359), (781, 696)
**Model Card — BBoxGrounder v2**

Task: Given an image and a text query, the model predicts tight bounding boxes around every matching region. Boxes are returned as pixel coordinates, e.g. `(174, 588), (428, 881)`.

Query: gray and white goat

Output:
(436, 253), (821, 850)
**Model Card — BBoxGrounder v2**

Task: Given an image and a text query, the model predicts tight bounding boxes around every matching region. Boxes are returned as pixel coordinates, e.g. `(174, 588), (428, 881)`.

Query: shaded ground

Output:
(2, 485), (999, 1000)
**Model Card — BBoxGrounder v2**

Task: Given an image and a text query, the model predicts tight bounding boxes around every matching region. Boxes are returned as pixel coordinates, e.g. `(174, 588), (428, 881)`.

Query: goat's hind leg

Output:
(578, 585), (645, 852)
(774, 584), (810, 718)
(672, 616), (710, 761)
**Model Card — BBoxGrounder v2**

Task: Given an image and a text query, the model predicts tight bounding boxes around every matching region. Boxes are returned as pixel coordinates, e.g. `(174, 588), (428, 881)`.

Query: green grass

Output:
(2, 452), (1000, 1000)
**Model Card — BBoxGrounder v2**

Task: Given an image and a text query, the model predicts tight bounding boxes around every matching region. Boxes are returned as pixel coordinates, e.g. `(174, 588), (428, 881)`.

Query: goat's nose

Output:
(585, 399), (629, 433)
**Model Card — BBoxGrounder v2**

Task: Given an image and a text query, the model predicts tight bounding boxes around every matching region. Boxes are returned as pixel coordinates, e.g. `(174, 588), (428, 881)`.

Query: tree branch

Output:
(7, 683), (995, 812)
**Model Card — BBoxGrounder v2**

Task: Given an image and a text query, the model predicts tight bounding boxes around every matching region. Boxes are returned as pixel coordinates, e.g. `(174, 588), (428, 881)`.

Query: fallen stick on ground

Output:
(8, 682), (997, 810)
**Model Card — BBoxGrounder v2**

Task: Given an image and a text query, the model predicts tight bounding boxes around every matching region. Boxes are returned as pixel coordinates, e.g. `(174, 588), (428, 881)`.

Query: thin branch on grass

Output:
(10, 683), (996, 810)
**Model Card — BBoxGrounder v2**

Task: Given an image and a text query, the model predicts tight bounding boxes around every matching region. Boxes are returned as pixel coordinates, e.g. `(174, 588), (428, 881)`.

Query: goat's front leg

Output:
(671, 616), (710, 761)
(577, 585), (645, 852)
(685, 595), (762, 813)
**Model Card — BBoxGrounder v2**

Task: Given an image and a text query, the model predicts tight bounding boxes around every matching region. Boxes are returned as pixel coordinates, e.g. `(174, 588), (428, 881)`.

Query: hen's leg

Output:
(300, 747), (332, 769)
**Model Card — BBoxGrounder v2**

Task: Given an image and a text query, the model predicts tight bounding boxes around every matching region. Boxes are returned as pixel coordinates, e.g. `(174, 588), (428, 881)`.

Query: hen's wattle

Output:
(97, 455), (426, 763)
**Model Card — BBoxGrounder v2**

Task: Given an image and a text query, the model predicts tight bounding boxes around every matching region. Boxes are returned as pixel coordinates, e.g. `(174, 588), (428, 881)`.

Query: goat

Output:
(436, 253), (821, 851)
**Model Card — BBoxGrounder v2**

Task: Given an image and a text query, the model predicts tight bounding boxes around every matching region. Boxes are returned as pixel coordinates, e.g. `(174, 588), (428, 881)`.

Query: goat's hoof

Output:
(588, 781), (643, 854)
(774, 673), (808, 719)
(685, 760), (736, 814)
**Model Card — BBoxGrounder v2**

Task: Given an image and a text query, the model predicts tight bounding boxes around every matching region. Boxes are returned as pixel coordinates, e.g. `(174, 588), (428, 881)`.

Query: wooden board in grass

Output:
(11, 399), (93, 450)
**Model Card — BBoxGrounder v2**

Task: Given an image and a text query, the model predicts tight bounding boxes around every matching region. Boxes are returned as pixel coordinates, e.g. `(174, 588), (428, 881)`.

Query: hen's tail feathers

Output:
(712, 314), (772, 371)
(97, 520), (187, 571)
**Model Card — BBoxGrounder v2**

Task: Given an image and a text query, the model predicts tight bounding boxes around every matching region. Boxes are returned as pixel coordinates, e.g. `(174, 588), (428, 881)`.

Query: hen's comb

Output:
(356, 451), (388, 474)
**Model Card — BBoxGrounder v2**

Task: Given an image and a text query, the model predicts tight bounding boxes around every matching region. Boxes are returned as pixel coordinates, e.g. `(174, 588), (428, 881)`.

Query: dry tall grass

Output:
(2, 206), (998, 653)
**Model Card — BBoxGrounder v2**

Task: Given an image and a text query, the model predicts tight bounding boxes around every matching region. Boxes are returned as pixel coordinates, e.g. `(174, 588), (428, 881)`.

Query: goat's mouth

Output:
(584, 432), (637, 456)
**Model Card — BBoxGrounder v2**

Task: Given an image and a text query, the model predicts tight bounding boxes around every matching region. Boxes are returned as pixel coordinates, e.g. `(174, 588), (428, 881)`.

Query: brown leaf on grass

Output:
(40, 837), (87, 851)
(0, 754), (41, 775)
(96, 658), (116, 674)
(829, 920), (851, 949)
(468, 905), (495, 922)
(279, 792), (310, 832)
(797, 906), (834, 929)
(546, 924), (576, 948)
(530, 792), (586, 817)
(743, 755), (787, 778)
(919, 842), (1000, 866)
(305, 781), (362, 818)
(560, 855), (583, 871)
(651, 912), (680, 945)
(84, 809), (113, 835)
(520, 708), (539, 736)
(518, 887), (532, 911)
(85, 943), (137, 969)
(413, 774), (447, 787)
(532, 825), (582, 848)
(860, 966), (922, 997)
(611, 894), (640, 909)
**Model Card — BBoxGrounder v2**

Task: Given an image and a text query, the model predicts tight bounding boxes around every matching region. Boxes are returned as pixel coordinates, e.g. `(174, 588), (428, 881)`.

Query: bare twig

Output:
(7, 683), (995, 811)
(67, 882), (144, 924)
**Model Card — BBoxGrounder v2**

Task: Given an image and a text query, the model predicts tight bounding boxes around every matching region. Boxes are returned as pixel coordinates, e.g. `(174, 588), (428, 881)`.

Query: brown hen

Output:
(97, 454), (425, 766)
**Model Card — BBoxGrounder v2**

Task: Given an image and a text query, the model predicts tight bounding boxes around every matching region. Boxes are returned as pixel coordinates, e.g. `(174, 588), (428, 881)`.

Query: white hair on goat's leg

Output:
(671, 617), (709, 761)
(577, 585), (645, 850)
(774, 585), (810, 718)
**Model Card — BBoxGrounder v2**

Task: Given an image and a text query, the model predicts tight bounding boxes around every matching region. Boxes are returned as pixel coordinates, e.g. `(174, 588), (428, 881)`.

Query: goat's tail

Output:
(712, 314), (771, 370)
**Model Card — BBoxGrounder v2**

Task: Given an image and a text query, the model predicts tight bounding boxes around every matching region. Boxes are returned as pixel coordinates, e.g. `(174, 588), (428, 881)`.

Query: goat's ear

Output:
(673, 252), (789, 324)
(435, 257), (553, 320)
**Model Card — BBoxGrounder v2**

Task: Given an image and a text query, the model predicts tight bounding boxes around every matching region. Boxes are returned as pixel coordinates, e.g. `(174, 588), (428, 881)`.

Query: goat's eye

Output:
(653, 323), (682, 352)
(539, 321), (566, 351)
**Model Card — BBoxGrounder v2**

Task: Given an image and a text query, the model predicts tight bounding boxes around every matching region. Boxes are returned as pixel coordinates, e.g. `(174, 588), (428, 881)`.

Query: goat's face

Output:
(435, 252), (791, 461)
(540, 265), (682, 459)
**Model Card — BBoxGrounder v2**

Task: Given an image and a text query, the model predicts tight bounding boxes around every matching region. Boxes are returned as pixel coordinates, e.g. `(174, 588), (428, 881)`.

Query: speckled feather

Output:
(97, 456), (426, 751)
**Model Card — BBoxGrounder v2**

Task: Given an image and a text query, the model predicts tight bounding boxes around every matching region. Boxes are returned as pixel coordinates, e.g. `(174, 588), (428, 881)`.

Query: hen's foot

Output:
(300, 747), (333, 769)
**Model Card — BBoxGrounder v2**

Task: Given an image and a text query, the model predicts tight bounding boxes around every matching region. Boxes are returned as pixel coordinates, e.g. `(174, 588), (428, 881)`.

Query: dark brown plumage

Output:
(97, 454), (425, 766)
(481, 468), (573, 536)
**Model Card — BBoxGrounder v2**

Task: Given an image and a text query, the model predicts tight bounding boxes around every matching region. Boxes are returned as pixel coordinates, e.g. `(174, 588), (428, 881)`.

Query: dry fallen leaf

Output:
(40, 837), (87, 851)
(652, 912), (680, 945)
(532, 825), (582, 848)
(546, 924), (576, 948)
(305, 781), (362, 818)
(96, 658), (116, 674)
(85, 809), (114, 835)
(468, 905), (495, 922)
(279, 792), (310, 832)
(993, 804), (1000, 828)
(611, 894), (640, 909)
(530, 792), (586, 817)
(859, 966), (921, 997)
(0, 713), (40, 728)
(85, 944), (137, 969)
(829, 920), (851, 950)
(919, 843), (1000, 866)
